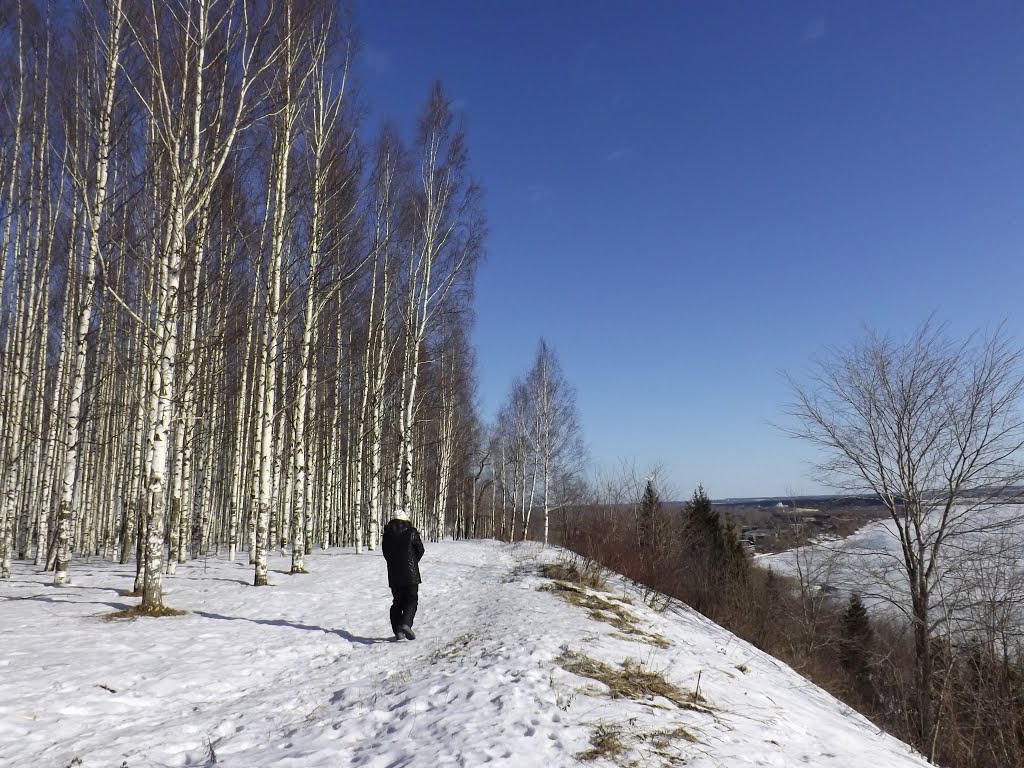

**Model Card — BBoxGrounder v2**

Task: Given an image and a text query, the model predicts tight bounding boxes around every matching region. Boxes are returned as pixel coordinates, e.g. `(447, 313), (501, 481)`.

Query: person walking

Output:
(381, 509), (424, 641)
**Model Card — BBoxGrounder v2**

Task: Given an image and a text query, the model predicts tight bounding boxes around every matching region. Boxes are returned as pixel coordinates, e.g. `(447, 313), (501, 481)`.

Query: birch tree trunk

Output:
(434, 351), (456, 538)
(0, 2), (487, 596)
(17, 28), (56, 564)
(137, 0), (268, 608)
(394, 84), (484, 528)
(362, 127), (402, 551)
(53, 0), (124, 585)
(254, 2), (301, 585)
(289, 33), (348, 572)
(0, 1), (25, 352)
(230, 260), (261, 563)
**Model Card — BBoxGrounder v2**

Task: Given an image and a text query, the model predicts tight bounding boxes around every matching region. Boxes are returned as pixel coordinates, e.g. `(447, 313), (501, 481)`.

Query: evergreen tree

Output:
(637, 476), (660, 562)
(682, 485), (748, 580)
(680, 485), (748, 615)
(840, 593), (876, 702)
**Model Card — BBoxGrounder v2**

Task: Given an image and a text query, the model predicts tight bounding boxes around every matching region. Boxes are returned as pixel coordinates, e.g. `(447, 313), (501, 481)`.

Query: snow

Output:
(2, 540), (932, 767)
(759, 504), (1024, 623)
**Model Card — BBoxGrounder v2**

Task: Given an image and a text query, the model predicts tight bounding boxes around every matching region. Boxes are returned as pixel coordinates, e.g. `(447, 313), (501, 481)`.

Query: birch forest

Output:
(0, 0), (508, 609)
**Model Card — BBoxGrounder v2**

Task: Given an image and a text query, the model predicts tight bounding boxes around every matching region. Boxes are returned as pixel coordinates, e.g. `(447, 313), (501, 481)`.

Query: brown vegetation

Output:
(554, 500), (1024, 768)
(539, 566), (669, 648)
(558, 649), (709, 713)
(103, 605), (188, 620)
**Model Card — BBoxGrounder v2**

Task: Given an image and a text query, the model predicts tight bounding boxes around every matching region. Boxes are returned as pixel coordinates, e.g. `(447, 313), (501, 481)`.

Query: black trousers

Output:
(390, 585), (419, 633)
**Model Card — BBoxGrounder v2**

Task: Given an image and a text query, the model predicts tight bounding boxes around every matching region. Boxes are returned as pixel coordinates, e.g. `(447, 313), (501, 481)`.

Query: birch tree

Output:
(356, 123), (404, 550)
(526, 339), (585, 545)
(0, 0), (32, 579)
(133, 0), (272, 607)
(0, 1), (488, 592)
(490, 340), (585, 544)
(52, 0), (125, 586)
(251, 0), (352, 584)
(394, 83), (484, 518)
(496, 377), (534, 541)
(288, 13), (357, 573)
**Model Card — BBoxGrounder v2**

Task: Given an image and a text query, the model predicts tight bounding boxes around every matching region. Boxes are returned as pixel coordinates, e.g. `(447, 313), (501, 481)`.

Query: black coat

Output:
(382, 519), (424, 587)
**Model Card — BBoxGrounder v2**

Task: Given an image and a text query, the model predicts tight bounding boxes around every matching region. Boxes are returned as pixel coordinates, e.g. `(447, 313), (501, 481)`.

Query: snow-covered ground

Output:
(2, 540), (932, 767)
(757, 518), (904, 605)
(760, 505), (1024, 629)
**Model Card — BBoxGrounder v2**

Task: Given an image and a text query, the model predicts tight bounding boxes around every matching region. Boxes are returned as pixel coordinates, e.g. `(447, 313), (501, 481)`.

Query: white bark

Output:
(288, 55), (340, 572)
(434, 352), (456, 539)
(0, 2), (25, 343)
(0, 2), (486, 589)
(53, 0), (124, 584)
(16, 33), (55, 564)
(135, 0), (269, 606)
(362, 132), (401, 551)
(230, 263), (261, 562)
(395, 85), (482, 527)
(528, 340), (583, 545)
(254, 7), (298, 582)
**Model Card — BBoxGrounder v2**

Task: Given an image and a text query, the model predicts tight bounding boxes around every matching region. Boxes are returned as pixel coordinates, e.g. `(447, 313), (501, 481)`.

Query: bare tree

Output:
(394, 82), (484, 517)
(525, 339), (585, 545)
(492, 339), (585, 544)
(52, 0), (125, 586)
(495, 376), (532, 541)
(0, 2), (487, 609)
(288, 11), (358, 573)
(785, 318), (1024, 758)
(131, 0), (273, 606)
(353, 123), (403, 552)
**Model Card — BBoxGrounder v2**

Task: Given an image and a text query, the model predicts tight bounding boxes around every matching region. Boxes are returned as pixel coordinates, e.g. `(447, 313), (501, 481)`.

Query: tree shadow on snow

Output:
(3, 593), (133, 612)
(193, 610), (386, 644)
(176, 576), (251, 586)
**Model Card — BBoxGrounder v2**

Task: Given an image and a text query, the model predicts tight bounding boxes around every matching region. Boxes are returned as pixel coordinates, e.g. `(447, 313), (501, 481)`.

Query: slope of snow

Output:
(1, 540), (932, 767)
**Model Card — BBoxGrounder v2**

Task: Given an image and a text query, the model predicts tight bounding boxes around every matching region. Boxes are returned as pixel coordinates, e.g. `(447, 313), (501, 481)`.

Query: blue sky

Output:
(354, 1), (1024, 500)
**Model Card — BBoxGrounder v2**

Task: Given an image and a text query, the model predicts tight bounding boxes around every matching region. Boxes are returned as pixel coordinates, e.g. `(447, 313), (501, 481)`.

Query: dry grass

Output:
(540, 579), (669, 648)
(103, 605), (188, 620)
(609, 629), (670, 649)
(431, 633), (476, 661)
(558, 649), (710, 713)
(640, 725), (700, 766)
(576, 721), (628, 762)
(646, 725), (700, 746)
(540, 559), (608, 591)
(576, 721), (701, 766)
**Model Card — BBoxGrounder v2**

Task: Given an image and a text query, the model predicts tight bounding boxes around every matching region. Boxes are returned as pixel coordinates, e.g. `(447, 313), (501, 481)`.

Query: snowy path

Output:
(2, 540), (932, 767)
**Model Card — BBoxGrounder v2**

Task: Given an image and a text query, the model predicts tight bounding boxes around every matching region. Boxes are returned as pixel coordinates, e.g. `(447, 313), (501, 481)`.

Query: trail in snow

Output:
(1, 540), (931, 767)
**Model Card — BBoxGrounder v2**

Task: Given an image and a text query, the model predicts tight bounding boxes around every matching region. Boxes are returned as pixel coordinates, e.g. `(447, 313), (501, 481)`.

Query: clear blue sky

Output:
(354, 1), (1024, 500)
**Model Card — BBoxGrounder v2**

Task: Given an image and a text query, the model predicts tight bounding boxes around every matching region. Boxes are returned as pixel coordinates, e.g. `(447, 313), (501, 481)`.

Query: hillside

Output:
(1, 541), (932, 767)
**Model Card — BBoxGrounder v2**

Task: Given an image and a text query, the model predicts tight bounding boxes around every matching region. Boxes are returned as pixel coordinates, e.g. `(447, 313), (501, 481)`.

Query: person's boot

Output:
(399, 624), (416, 640)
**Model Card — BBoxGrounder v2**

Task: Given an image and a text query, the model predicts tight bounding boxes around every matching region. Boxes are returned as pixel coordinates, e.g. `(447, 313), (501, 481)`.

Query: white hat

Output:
(393, 509), (410, 521)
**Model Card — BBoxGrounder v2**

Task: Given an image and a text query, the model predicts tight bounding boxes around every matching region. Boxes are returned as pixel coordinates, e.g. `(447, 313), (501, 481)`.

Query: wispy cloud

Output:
(802, 18), (827, 42)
